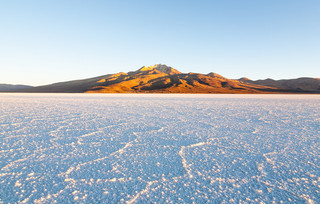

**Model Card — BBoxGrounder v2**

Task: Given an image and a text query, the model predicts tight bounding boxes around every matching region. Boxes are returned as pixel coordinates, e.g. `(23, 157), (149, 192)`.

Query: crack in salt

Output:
(60, 132), (139, 185)
(178, 141), (207, 179)
(126, 180), (159, 204)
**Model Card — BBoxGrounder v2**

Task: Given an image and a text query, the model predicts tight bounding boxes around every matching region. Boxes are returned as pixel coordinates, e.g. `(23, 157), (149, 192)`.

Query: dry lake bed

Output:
(0, 94), (319, 203)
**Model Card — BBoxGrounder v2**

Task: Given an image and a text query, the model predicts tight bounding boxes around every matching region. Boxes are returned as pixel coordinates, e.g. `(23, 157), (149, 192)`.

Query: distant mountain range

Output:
(2, 64), (320, 93)
(0, 84), (33, 92)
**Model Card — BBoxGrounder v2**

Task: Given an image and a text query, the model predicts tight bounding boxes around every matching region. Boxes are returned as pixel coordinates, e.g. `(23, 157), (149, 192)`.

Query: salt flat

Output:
(0, 94), (319, 203)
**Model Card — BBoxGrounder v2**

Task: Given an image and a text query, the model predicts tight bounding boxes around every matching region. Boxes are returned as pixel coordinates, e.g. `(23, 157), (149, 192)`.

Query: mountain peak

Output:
(138, 64), (182, 75)
(239, 77), (251, 81)
(207, 72), (227, 80)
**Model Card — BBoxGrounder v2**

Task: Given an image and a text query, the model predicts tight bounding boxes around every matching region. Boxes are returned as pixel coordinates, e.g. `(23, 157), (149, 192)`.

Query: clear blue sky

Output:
(1, 0), (319, 86)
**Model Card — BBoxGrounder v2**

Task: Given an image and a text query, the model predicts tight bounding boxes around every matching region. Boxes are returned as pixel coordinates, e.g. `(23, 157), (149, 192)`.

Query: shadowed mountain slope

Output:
(9, 64), (320, 93)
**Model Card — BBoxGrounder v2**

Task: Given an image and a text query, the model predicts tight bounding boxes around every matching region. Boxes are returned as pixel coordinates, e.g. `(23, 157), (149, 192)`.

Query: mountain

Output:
(9, 64), (320, 93)
(0, 84), (33, 92)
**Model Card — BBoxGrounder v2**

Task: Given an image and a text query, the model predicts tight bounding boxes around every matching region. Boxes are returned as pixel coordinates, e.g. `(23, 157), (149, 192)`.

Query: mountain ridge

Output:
(3, 64), (320, 93)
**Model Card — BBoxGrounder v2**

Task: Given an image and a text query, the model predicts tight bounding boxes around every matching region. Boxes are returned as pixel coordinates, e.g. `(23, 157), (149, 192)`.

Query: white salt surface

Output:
(0, 93), (319, 203)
